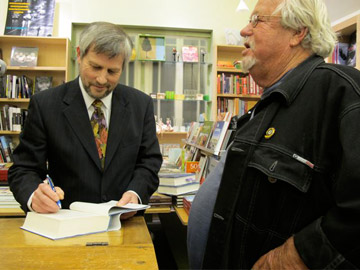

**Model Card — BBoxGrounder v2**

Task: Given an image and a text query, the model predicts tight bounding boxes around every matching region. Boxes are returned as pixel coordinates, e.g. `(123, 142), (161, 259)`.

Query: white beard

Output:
(242, 55), (257, 73)
(242, 38), (256, 73)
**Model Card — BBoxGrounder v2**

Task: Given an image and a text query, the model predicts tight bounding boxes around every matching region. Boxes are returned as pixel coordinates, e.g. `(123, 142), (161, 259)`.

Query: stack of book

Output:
(0, 163), (11, 184)
(183, 194), (195, 215)
(0, 186), (20, 208)
(172, 192), (196, 208)
(157, 173), (199, 196)
(149, 192), (172, 208)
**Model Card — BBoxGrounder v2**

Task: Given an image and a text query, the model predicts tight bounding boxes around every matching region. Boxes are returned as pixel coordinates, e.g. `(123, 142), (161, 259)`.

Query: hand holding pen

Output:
(45, 174), (62, 208)
(31, 175), (64, 213)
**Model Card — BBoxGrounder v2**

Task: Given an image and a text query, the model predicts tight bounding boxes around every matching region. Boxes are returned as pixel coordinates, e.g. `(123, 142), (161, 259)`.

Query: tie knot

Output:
(92, 99), (103, 109)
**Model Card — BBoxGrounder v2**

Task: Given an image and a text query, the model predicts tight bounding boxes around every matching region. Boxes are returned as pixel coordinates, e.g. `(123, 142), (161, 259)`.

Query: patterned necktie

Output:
(90, 99), (108, 169)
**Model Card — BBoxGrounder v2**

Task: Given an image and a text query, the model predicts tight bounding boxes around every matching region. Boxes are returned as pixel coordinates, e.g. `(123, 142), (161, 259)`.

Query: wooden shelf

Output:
(0, 36), (70, 143)
(332, 15), (360, 70)
(0, 131), (21, 135)
(216, 67), (245, 73)
(145, 206), (172, 214)
(0, 207), (24, 217)
(157, 132), (188, 147)
(175, 206), (189, 226)
(217, 94), (261, 100)
(0, 98), (30, 103)
(7, 66), (67, 71)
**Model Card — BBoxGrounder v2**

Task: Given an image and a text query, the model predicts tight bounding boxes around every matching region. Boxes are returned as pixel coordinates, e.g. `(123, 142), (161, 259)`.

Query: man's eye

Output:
(92, 66), (101, 70)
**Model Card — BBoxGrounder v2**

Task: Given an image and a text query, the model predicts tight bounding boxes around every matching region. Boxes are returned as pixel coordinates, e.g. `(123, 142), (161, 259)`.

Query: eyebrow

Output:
(89, 61), (121, 72)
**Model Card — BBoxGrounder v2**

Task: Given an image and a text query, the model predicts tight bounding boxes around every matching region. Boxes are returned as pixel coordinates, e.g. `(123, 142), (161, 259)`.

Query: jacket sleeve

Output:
(294, 106), (360, 269)
(125, 96), (162, 204)
(8, 95), (48, 212)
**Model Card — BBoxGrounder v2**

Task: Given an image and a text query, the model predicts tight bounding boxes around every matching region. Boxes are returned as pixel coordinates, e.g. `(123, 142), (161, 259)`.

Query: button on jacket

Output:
(202, 55), (360, 269)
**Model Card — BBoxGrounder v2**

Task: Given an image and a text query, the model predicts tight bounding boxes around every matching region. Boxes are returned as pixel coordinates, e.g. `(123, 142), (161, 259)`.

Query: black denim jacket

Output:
(202, 55), (360, 269)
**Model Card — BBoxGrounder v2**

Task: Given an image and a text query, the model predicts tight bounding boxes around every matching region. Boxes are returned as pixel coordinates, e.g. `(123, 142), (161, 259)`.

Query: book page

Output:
(70, 201), (150, 216)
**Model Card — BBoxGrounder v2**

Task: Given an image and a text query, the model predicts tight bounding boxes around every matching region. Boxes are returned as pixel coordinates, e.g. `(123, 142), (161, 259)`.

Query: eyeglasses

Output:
(249, 14), (282, 28)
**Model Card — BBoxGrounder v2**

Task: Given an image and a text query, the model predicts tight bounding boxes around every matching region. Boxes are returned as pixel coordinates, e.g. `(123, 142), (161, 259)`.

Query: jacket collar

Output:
(263, 54), (325, 106)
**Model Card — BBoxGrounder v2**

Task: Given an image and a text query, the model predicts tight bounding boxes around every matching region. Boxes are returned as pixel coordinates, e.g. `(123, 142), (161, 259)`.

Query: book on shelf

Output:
(0, 136), (13, 163)
(34, 76), (53, 93)
(4, 0), (56, 37)
(159, 172), (196, 186)
(195, 121), (215, 147)
(182, 46), (199, 62)
(183, 195), (195, 215)
(207, 120), (231, 155)
(157, 181), (200, 196)
(172, 192), (196, 207)
(21, 201), (150, 240)
(10, 47), (39, 67)
(196, 154), (208, 184)
(0, 163), (11, 182)
(149, 192), (172, 207)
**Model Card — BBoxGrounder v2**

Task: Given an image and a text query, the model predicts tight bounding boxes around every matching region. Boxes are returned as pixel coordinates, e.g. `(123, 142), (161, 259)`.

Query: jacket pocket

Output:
(248, 144), (314, 193)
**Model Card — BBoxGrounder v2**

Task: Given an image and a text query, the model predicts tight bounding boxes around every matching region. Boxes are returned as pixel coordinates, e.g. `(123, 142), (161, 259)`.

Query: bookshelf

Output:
(0, 36), (70, 150)
(332, 14), (359, 70)
(71, 24), (213, 130)
(215, 45), (261, 119)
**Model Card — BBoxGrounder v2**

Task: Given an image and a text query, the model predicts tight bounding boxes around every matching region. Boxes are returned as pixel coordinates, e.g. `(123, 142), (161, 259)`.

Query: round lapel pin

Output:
(265, 127), (275, 139)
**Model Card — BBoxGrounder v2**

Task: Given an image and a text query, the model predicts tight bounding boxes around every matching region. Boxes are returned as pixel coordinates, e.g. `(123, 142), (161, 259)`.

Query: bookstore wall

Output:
(0, 0), (359, 222)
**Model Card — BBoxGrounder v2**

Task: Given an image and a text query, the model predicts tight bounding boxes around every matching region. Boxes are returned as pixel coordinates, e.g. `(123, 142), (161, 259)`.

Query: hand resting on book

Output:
(117, 191), (139, 220)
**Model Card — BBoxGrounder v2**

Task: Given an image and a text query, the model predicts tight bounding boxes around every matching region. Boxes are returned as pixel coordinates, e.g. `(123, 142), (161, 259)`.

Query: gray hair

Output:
(274, 0), (337, 58)
(78, 22), (133, 68)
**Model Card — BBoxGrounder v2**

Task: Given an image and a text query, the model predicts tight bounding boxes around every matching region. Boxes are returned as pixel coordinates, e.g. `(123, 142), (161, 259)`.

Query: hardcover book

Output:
(159, 173), (196, 186)
(21, 201), (150, 240)
(157, 182), (199, 196)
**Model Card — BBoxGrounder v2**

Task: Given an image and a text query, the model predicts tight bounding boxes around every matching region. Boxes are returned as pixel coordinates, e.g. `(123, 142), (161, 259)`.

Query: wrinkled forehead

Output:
(253, 0), (283, 15)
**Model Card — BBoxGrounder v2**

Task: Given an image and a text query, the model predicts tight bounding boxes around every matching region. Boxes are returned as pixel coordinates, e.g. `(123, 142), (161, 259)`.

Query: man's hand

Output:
(31, 183), (64, 213)
(117, 191), (139, 220)
(252, 236), (308, 270)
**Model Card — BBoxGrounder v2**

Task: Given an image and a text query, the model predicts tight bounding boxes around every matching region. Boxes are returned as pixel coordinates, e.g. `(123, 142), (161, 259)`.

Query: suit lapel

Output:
(105, 85), (130, 170)
(62, 80), (102, 170)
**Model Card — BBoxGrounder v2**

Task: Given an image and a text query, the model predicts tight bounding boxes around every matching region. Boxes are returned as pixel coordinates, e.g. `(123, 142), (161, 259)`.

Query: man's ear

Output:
(76, 46), (81, 62)
(290, 27), (308, 47)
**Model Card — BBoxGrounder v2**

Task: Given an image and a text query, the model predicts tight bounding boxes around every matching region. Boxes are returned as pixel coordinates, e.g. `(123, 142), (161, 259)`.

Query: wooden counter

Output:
(0, 216), (158, 270)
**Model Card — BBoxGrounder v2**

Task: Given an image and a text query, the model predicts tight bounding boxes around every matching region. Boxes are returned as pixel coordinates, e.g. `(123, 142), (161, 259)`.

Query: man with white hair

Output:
(188, 0), (360, 269)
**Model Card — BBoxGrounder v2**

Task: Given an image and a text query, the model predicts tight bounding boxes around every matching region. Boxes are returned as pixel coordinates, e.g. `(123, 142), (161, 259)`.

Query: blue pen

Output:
(46, 174), (62, 208)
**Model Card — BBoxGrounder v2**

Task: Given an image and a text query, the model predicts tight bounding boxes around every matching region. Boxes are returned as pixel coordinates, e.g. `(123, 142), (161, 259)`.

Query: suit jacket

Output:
(8, 78), (162, 211)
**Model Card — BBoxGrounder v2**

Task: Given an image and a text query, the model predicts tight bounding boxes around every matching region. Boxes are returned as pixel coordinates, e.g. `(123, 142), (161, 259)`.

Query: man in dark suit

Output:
(8, 22), (162, 218)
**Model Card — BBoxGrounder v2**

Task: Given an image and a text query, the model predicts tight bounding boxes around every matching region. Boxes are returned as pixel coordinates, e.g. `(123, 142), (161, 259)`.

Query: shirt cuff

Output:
(127, 190), (142, 204)
(27, 192), (35, 212)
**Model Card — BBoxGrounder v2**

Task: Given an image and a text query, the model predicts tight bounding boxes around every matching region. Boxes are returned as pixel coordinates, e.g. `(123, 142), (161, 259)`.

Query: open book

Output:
(21, 201), (150, 240)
